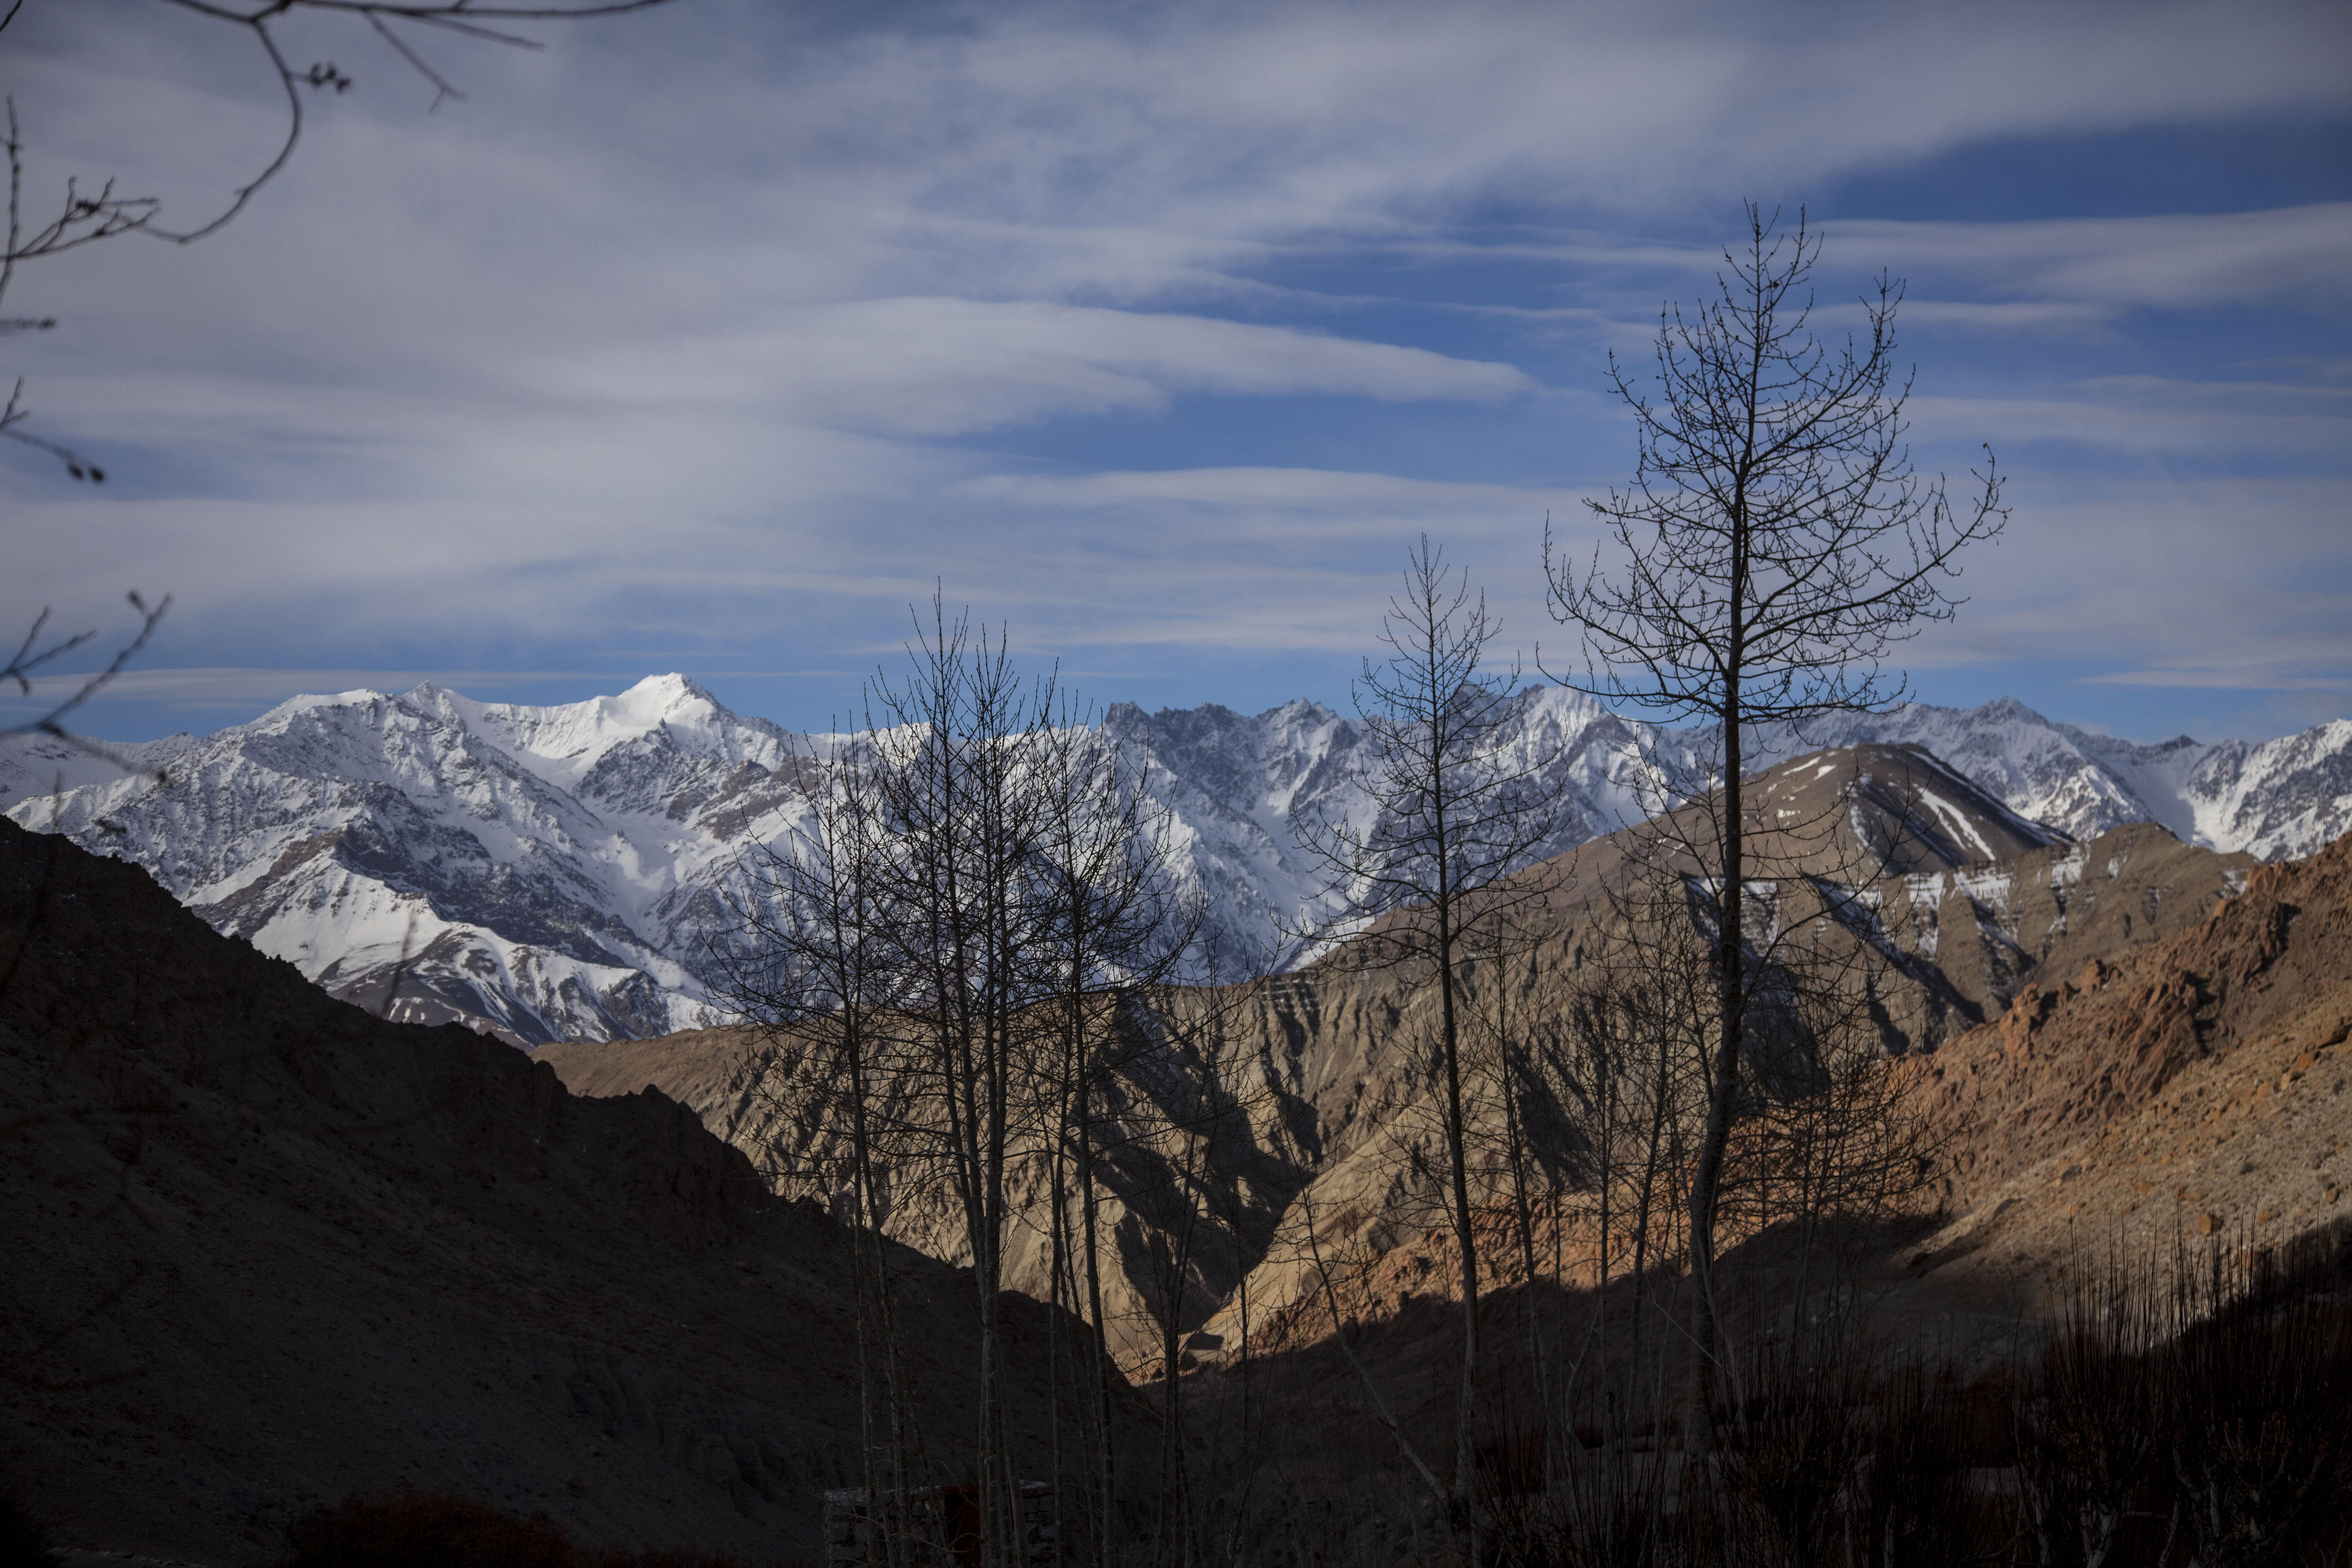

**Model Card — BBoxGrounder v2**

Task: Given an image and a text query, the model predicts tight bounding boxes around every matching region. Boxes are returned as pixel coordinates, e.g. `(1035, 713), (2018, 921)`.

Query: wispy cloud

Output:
(0, 667), (601, 713)
(2080, 669), (2352, 690)
(1833, 204), (2352, 315)
(1906, 393), (2352, 458)
(964, 466), (1573, 513)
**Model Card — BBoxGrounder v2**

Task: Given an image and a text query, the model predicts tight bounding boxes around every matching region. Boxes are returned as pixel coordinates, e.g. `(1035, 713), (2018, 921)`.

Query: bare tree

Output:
(1025, 702), (1212, 1568)
(1297, 534), (1562, 1559)
(711, 614), (1278, 1568)
(710, 727), (938, 1568)
(861, 603), (1066, 1568)
(1544, 202), (2006, 1403)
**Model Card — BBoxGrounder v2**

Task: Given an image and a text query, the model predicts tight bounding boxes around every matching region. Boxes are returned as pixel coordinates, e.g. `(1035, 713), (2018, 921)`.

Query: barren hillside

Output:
(1885, 822), (2352, 1299)
(0, 818), (1107, 1564)
(544, 745), (2285, 1368)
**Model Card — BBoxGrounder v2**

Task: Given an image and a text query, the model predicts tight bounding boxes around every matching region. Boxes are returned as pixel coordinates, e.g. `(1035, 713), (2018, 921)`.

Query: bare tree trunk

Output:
(1080, 1088), (1119, 1568)
(1545, 202), (2004, 1444)
(1687, 684), (1743, 1425)
(1433, 891), (1484, 1559)
(1299, 537), (1562, 1563)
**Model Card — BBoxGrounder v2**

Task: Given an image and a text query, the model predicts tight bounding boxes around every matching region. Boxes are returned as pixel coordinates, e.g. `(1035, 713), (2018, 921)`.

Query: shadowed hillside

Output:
(0, 817), (1116, 1564)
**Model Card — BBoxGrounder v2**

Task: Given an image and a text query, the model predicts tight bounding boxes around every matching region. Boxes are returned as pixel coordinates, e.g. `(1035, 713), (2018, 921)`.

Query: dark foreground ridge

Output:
(0, 818), (1082, 1564)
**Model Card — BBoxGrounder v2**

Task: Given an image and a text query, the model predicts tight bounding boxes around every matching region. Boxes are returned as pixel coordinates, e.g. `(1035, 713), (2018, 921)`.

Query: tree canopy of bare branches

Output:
(1296, 535), (1562, 1557)
(714, 598), (1235, 1568)
(2, 0), (676, 778)
(1544, 202), (2006, 1403)
(0, 0), (678, 479)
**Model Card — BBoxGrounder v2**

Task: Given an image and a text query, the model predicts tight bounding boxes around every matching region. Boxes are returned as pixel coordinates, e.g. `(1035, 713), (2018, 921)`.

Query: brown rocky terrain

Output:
(1885, 821), (2352, 1303)
(1206, 825), (2352, 1429)
(0, 818), (1112, 1565)
(542, 745), (2287, 1371)
(22, 731), (2330, 1562)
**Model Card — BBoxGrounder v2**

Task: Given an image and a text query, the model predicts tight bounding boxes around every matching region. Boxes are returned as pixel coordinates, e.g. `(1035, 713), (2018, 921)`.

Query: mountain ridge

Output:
(537, 746), (2280, 1371)
(4, 676), (2345, 1045)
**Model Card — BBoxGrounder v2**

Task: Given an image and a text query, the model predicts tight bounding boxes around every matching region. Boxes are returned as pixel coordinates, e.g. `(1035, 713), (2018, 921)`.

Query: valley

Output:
(4, 680), (2347, 1563)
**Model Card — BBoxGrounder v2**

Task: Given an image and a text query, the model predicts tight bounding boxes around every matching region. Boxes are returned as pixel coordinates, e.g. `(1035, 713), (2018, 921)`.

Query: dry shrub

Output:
(2009, 1268), (2171, 1568)
(2165, 1254), (2352, 1568)
(281, 1490), (780, 1568)
(1713, 1332), (1880, 1568)
(1481, 1433), (1700, 1568)
(1848, 1365), (1979, 1568)
(2004, 1239), (2352, 1568)
(1469, 1239), (2352, 1568)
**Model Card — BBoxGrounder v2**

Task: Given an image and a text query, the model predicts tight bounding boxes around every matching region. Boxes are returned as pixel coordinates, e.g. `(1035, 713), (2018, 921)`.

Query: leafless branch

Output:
(0, 0), (681, 474)
(3, 591), (171, 742)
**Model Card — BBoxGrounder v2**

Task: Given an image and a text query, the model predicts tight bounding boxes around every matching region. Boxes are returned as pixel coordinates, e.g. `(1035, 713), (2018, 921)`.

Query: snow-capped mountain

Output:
(1, 677), (821, 1043)
(4, 679), (2345, 1045)
(0, 730), (197, 809)
(1763, 699), (2352, 861)
(1106, 688), (1696, 969)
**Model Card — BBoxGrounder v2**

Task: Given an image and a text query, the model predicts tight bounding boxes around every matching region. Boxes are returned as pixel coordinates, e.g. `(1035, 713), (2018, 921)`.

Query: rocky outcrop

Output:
(1895, 825), (2352, 1258)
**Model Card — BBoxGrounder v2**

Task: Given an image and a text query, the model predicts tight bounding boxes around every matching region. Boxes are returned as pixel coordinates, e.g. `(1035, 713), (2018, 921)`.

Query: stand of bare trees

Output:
(716, 601), (1278, 1568)
(693, 209), (2347, 1568)
(1144, 207), (2016, 1564)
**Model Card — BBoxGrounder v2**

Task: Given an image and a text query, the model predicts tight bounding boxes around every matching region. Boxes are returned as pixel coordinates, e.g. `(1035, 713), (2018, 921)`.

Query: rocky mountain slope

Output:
(543, 745), (2280, 1368)
(0, 817), (1102, 1564)
(1888, 823), (2352, 1295)
(4, 678), (2344, 1046)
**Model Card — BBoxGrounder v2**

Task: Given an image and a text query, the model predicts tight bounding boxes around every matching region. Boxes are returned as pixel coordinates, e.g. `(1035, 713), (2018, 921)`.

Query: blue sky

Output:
(2, 0), (2347, 745)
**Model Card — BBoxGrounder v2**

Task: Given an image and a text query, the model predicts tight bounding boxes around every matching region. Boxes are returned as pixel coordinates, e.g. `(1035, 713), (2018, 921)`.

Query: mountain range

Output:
(3, 675), (2346, 1045)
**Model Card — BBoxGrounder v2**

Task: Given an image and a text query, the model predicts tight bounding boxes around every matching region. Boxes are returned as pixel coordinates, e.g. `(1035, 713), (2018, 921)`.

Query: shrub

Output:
(2165, 1256), (2352, 1568)
(2009, 1271), (2170, 1568)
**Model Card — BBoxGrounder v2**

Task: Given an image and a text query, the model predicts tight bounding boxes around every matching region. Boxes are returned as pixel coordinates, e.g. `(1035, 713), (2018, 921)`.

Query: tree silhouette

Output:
(1545, 202), (2006, 1402)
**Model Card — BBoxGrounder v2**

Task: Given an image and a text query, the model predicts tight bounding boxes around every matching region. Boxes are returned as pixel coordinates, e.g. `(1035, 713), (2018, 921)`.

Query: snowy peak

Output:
(0, 730), (195, 816)
(429, 673), (785, 792)
(0, 678), (818, 1045)
(1753, 742), (2067, 877)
